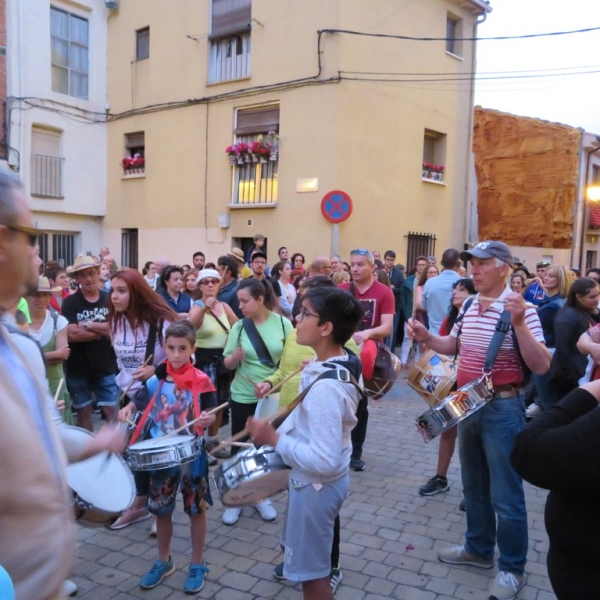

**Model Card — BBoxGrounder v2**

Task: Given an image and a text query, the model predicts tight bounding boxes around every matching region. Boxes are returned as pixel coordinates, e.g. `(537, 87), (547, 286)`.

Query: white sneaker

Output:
(149, 517), (157, 537)
(255, 499), (277, 521)
(489, 571), (524, 600)
(62, 579), (77, 596)
(525, 403), (542, 418)
(222, 507), (242, 525)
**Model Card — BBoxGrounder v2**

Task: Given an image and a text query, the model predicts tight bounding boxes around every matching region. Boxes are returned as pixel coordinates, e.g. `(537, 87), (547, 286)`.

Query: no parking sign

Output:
(321, 190), (353, 253)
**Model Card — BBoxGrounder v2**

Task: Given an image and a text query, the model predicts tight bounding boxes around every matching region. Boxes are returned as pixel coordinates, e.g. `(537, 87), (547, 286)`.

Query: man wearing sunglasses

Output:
(339, 249), (394, 471)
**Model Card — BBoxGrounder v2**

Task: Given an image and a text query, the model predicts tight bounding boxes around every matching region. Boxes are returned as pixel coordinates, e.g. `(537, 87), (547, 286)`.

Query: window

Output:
(121, 229), (138, 268)
(231, 105), (279, 206)
(123, 132), (145, 174)
(31, 127), (63, 198)
(446, 14), (463, 57)
(136, 27), (150, 60)
(37, 231), (77, 267)
(422, 129), (447, 182)
(405, 232), (437, 271)
(209, 0), (251, 83)
(50, 7), (89, 99)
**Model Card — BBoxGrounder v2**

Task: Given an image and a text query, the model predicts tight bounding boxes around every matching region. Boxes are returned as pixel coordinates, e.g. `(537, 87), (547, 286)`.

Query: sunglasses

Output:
(2, 223), (39, 247)
(200, 279), (220, 285)
(350, 249), (374, 261)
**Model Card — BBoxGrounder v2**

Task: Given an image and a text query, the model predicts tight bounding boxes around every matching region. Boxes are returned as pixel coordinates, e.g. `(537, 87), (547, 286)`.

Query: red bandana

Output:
(166, 361), (216, 397)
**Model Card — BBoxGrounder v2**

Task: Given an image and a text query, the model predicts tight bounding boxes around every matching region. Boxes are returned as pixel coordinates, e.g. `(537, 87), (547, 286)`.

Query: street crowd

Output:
(1, 170), (599, 600)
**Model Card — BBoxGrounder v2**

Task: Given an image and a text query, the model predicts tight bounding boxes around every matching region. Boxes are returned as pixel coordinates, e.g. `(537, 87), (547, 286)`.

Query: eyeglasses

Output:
(1, 223), (39, 247)
(200, 279), (219, 285)
(350, 249), (374, 261)
(252, 260), (267, 266)
(297, 308), (319, 321)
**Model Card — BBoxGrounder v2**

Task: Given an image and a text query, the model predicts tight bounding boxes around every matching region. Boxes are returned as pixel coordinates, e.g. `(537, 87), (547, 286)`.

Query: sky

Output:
(474, 0), (600, 133)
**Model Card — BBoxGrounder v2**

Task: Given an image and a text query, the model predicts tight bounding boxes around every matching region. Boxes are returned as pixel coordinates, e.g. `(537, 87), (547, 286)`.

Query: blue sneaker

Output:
(140, 556), (175, 589)
(184, 563), (209, 594)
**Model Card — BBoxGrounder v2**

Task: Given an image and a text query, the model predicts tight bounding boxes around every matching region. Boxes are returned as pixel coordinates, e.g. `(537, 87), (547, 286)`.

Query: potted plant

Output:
(122, 153), (145, 174)
(422, 162), (445, 181)
(265, 130), (279, 161)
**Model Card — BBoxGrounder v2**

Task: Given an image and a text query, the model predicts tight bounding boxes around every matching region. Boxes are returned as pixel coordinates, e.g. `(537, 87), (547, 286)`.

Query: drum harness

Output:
(456, 296), (528, 399)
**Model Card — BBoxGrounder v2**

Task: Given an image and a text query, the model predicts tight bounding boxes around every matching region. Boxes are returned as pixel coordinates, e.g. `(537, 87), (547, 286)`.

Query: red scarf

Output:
(130, 361), (216, 444)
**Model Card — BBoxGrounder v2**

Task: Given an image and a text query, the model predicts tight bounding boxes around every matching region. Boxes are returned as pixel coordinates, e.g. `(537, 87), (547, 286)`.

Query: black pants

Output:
(351, 395), (369, 460)
(229, 397), (258, 456)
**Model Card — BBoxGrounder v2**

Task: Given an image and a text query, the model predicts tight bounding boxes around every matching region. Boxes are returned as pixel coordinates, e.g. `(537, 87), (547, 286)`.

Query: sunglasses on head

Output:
(350, 249), (374, 261)
(1, 223), (39, 247)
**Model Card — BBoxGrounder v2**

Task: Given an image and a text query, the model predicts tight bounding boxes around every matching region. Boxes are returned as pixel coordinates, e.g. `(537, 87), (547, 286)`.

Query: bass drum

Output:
(65, 427), (135, 526)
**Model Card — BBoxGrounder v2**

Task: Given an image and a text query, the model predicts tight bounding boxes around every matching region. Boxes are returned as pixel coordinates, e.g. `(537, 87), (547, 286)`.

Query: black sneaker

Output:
(273, 562), (285, 580)
(350, 458), (366, 471)
(419, 475), (449, 496)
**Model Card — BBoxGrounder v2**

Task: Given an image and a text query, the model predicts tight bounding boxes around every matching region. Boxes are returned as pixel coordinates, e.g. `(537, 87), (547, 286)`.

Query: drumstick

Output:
(151, 401), (229, 443)
(221, 441), (254, 448)
(237, 372), (258, 387)
(53, 378), (64, 405)
(478, 296), (536, 308)
(118, 354), (154, 407)
(267, 366), (303, 395)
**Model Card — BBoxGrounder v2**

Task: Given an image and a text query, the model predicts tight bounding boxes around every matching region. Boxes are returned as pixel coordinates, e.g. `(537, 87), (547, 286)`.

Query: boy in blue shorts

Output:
(247, 287), (364, 600)
(133, 321), (216, 594)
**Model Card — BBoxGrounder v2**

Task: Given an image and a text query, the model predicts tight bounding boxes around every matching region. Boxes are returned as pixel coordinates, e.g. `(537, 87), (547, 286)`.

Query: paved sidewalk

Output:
(72, 374), (557, 599)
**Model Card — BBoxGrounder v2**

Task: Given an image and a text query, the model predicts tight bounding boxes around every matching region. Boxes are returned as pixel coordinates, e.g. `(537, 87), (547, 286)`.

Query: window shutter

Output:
(211, 0), (251, 40)
(125, 132), (145, 149)
(235, 106), (279, 136)
(32, 128), (61, 157)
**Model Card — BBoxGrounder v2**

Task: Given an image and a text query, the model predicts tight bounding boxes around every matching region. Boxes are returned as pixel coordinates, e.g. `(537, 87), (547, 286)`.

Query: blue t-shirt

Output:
(146, 376), (195, 439)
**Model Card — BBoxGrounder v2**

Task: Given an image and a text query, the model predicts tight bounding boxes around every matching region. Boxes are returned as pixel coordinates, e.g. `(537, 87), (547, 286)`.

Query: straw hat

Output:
(69, 255), (100, 274)
(36, 276), (62, 293)
(227, 247), (246, 263)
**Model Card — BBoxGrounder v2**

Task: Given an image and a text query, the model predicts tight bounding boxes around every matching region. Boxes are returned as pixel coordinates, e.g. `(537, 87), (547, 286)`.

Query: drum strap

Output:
(270, 368), (362, 430)
(240, 317), (277, 368)
(129, 380), (164, 445)
(484, 310), (512, 373)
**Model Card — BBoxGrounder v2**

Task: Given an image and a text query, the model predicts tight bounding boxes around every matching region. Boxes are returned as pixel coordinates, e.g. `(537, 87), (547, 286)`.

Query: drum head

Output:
(130, 434), (196, 450)
(255, 394), (280, 420)
(65, 427), (135, 513)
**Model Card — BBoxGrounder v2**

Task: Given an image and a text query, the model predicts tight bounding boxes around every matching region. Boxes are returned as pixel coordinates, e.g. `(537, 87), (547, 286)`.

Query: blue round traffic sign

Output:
(321, 190), (353, 223)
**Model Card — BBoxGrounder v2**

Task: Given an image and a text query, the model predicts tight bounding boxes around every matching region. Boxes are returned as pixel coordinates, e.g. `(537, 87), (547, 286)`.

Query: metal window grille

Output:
(31, 154), (64, 198)
(231, 135), (277, 205)
(121, 229), (138, 269)
(37, 232), (76, 268)
(209, 33), (251, 83)
(405, 232), (437, 271)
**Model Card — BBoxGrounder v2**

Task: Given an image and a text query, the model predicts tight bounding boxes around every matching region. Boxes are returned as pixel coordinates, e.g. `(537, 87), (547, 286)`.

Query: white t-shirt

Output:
(28, 311), (68, 347)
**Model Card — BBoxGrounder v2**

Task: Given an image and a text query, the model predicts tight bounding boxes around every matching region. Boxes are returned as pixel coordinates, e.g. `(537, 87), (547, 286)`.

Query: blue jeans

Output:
(458, 396), (528, 575)
(66, 373), (118, 409)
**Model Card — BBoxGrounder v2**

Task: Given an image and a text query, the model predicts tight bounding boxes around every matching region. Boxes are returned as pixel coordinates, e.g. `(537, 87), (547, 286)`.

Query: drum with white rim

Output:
(407, 350), (458, 408)
(126, 435), (203, 471)
(65, 427), (135, 526)
(415, 377), (493, 442)
(213, 445), (290, 507)
(254, 392), (280, 420)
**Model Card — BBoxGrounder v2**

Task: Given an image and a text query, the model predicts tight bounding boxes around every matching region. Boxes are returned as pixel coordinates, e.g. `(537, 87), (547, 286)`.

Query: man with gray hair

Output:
(309, 255), (333, 277)
(409, 240), (550, 600)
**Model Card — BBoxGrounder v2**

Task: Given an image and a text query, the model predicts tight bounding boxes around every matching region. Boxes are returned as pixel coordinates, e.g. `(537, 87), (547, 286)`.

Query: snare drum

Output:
(65, 427), (135, 526)
(415, 377), (493, 442)
(213, 446), (290, 507)
(407, 350), (457, 408)
(126, 435), (203, 471)
(255, 393), (280, 420)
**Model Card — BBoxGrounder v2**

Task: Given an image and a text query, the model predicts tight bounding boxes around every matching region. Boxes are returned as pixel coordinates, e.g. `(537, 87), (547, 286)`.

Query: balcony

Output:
(31, 154), (64, 198)
(230, 160), (278, 207)
(209, 33), (251, 84)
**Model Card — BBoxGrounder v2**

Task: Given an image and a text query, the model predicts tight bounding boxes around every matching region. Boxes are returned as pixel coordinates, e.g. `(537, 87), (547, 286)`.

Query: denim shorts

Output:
(66, 374), (118, 409)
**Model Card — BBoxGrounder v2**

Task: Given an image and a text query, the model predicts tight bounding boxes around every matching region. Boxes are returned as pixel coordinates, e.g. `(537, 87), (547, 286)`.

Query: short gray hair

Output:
(0, 169), (23, 225)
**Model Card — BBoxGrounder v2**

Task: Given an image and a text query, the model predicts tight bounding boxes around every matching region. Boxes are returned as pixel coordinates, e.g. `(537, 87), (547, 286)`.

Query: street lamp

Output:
(587, 184), (600, 203)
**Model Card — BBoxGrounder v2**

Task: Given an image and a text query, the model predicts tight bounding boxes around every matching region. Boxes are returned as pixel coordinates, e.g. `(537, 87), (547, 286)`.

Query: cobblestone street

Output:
(72, 373), (556, 599)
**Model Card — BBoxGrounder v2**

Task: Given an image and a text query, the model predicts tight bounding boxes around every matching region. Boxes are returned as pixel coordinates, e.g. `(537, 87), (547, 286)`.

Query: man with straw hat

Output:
(62, 255), (118, 431)
(227, 247), (252, 279)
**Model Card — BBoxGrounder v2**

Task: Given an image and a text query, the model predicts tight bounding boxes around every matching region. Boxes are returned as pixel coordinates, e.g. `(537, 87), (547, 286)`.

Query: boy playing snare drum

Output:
(247, 288), (364, 600)
(120, 321), (216, 594)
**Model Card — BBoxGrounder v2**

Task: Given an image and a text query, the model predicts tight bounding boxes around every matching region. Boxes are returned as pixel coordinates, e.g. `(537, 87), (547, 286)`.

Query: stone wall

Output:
(472, 107), (582, 249)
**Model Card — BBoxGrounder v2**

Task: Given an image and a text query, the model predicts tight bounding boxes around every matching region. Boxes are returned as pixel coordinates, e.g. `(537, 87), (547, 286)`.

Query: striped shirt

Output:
(450, 286), (544, 388)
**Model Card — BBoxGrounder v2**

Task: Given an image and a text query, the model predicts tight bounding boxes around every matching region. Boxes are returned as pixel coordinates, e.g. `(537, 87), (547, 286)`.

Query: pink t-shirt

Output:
(339, 280), (395, 341)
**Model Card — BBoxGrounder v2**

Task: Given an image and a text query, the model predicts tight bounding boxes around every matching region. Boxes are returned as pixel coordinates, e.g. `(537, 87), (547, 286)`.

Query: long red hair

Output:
(108, 268), (179, 344)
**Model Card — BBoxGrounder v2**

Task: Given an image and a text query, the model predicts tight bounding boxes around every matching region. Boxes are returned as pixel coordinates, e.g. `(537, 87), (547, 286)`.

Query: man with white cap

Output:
(409, 240), (550, 600)
(62, 256), (118, 431)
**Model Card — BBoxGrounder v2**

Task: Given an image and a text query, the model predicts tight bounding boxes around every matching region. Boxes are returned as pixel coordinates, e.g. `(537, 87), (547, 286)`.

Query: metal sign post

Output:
(320, 190), (353, 256)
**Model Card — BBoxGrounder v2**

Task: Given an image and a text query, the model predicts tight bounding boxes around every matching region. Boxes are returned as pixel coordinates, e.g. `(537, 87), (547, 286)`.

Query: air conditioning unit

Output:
(105, 0), (118, 10)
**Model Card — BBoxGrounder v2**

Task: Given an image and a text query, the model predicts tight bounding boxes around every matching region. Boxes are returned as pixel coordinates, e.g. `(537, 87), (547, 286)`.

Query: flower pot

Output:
(269, 151), (278, 162)
(228, 155), (237, 165)
(236, 156), (244, 165)
(251, 155), (258, 163)
(432, 171), (444, 181)
(422, 168), (430, 178)
(244, 154), (251, 163)
(260, 157), (268, 164)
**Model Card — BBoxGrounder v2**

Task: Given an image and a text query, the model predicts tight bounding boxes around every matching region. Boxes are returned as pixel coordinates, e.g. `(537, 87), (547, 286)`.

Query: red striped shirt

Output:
(450, 287), (544, 388)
